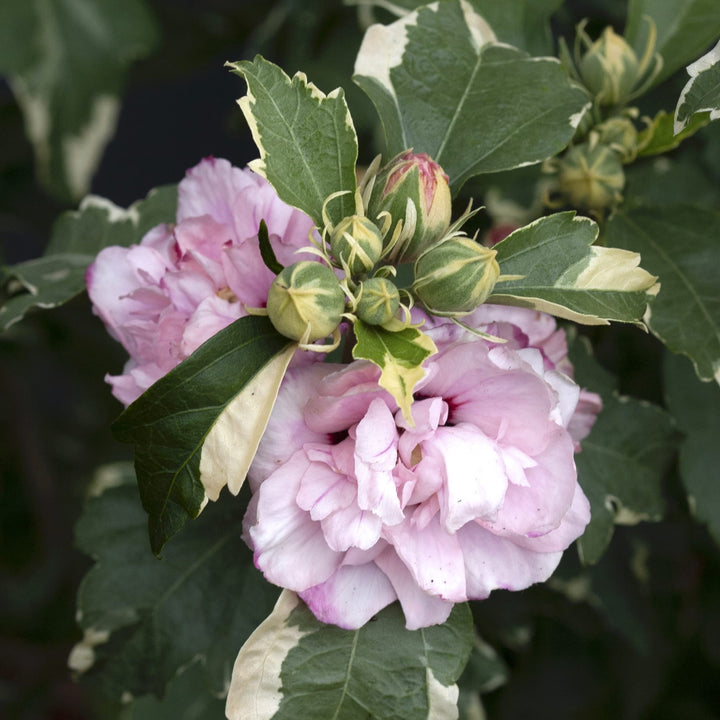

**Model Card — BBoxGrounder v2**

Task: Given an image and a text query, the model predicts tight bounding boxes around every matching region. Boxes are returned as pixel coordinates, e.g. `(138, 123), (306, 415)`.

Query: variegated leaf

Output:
(113, 315), (293, 555)
(353, 0), (589, 192)
(488, 212), (659, 326)
(226, 591), (473, 720)
(674, 39), (720, 134)
(352, 320), (437, 424)
(228, 55), (358, 227)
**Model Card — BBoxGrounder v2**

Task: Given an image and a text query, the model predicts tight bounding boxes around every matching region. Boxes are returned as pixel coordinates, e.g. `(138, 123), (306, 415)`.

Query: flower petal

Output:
(300, 563), (397, 630)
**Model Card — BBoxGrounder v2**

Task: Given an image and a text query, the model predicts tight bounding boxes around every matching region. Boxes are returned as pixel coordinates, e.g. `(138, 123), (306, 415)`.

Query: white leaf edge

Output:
(225, 590), (306, 720)
(199, 344), (296, 502)
(674, 38), (720, 134)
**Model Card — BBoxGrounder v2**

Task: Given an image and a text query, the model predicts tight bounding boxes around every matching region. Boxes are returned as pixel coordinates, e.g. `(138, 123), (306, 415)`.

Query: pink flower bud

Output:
(368, 151), (452, 262)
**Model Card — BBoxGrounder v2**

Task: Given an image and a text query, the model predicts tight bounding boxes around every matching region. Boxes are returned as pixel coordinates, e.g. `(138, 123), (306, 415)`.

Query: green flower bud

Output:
(578, 27), (639, 106)
(330, 215), (383, 275)
(412, 238), (500, 316)
(368, 151), (452, 262)
(557, 142), (625, 211)
(594, 116), (638, 162)
(356, 277), (401, 326)
(267, 261), (345, 342)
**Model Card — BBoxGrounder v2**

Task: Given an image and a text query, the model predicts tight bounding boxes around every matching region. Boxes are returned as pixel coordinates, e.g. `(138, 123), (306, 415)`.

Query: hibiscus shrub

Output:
(2, 1), (720, 719)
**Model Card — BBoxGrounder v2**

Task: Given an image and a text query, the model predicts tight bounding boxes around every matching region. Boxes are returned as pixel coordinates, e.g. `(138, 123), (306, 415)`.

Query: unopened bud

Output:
(557, 142), (625, 211)
(330, 215), (383, 275)
(267, 262), (345, 342)
(368, 151), (452, 262)
(594, 117), (638, 162)
(356, 277), (401, 326)
(579, 27), (639, 106)
(412, 238), (500, 316)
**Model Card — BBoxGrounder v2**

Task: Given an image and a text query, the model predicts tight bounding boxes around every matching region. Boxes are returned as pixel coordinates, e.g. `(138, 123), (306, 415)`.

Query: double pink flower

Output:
(245, 306), (601, 629)
(86, 157), (316, 405)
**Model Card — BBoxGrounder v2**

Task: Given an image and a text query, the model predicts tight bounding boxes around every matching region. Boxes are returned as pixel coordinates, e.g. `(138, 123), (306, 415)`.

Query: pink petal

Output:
(483, 426), (576, 538)
(321, 503), (383, 551)
(374, 549), (454, 630)
(180, 295), (242, 356)
(354, 399), (403, 525)
(300, 563), (397, 630)
(511, 483), (591, 552)
(248, 451), (343, 591)
(422, 424), (507, 533)
(384, 514), (467, 602)
(457, 522), (563, 598)
(249, 364), (332, 489)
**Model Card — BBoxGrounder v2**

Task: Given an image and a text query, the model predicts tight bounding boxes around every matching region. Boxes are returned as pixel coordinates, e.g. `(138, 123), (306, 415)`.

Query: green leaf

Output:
(0, 0), (158, 201)
(120, 662), (226, 720)
(352, 319), (437, 424)
(626, 0), (720, 85)
(607, 205), (720, 383)
(467, 0), (563, 56)
(0, 185), (177, 332)
(457, 635), (508, 718)
(637, 109), (710, 156)
(228, 55), (358, 227)
(226, 590), (473, 720)
(72, 464), (278, 701)
(350, 0), (563, 55)
(112, 315), (293, 555)
(674, 40), (720, 133)
(488, 212), (659, 326)
(353, 0), (589, 193)
(568, 334), (677, 565)
(664, 351), (720, 544)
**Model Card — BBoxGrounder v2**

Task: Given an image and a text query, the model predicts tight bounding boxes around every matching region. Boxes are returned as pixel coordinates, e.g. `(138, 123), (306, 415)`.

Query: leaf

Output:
(674, 40), (720, 134)
(352, 320), (437, 424)
(457, 635), (508, 718)
(112, 315), (293, 555)
(568, 334), (677, 565)
(607, 205), (720, 383)
(467, 0), (564, 57)
(0, 0), (158, 201)
(228, 55), (358, 227)
(349, 0), (563, 55)
(119, 662), (226, 720)
(488, 212), (659, 326)
(664, 351), (720, 544)
(637, 109), (710, 156)
(226, 590), (473, 720)
(73, 464), (278, 701)
(625, 0), (720, 85)
(353, 0), (589, 193)
(0, 185), (177, 332)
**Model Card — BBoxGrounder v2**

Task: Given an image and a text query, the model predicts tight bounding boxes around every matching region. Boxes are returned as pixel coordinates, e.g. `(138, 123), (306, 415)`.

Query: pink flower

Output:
(86, 158), (317, 405)
(244, 306), (601, 630)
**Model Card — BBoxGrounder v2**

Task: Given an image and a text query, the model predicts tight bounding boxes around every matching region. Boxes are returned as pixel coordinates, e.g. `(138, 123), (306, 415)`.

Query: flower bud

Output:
(556, 142), (625, 211)
(355, 277), (401, 326)
(267, 261), (345, 342)
(594, 116), (638, 162)
(578, 27), (639, 106)
(412, 237), (500, 316)
(330, 215), (383, 275)
(368, 151), (452, 262)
